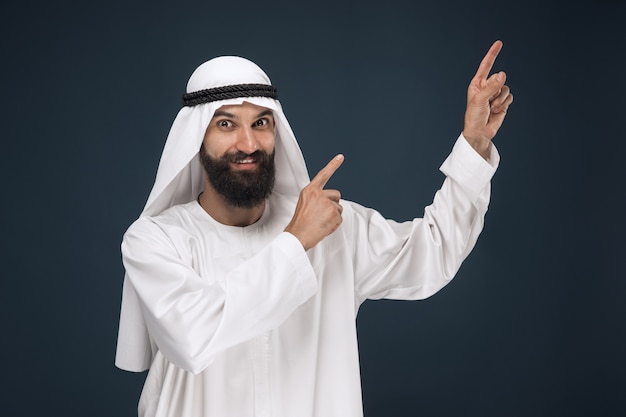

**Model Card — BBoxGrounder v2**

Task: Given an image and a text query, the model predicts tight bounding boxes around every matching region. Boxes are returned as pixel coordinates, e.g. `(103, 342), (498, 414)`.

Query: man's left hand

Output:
(463, 40), (514, 159)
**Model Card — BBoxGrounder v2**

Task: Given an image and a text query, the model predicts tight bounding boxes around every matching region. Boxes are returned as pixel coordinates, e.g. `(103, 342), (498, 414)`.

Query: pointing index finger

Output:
(473, 40), (503, 81)
(310, 154), (344, 189)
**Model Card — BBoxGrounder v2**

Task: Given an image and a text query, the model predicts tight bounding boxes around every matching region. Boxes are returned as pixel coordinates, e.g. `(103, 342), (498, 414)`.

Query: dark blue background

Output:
(2, 1), (625, 415)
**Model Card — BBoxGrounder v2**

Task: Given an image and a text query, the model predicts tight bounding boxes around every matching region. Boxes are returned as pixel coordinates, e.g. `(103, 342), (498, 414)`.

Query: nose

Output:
(235, 126), (260, 154)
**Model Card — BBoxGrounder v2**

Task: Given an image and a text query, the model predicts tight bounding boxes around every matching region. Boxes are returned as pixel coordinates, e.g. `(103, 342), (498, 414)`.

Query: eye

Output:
(255, 118), (272, 127)
(217, 120), (233, 128)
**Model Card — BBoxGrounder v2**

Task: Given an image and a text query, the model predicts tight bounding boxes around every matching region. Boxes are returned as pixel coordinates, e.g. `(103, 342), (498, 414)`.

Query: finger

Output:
(310, 154), (344, 189)
(323, 189), (341, 203)
(487, 95), (513, 134)
(489, 87), (502, 101)
(479, 71), (507, 102)
(489, 85), (511, 107)
(492, 93), (513, 114)
(473, 40), (503, 81)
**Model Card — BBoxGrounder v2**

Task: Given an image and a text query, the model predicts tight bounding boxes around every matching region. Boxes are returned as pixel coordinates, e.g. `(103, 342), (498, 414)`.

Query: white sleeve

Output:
(350, 133), (499, 303)
(121, 228), (317, 375)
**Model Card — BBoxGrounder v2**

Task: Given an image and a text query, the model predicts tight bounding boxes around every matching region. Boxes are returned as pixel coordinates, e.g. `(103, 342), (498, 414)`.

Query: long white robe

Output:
(120, 135), (498, 417)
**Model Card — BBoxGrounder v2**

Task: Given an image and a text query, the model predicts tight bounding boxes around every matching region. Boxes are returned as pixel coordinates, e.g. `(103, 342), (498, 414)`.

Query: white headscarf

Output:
(116, 56), (311, 371)
(142, 56), (310, 216)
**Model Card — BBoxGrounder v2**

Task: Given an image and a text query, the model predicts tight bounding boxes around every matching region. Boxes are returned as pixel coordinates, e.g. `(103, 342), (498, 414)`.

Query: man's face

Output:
(200, 102), (276, 208)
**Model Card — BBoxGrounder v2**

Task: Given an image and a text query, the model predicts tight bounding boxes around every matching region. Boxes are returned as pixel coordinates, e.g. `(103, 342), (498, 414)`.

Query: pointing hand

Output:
(285, 154), (344, 250)
(463, 40), (514, 159)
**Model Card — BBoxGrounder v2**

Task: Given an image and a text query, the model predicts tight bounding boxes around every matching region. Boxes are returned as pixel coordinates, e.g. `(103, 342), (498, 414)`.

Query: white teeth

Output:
(236, 159), (254, 164)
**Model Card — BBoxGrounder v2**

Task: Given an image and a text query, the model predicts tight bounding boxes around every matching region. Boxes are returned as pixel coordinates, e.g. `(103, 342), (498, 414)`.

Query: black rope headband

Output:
(182, 83), (278, 107)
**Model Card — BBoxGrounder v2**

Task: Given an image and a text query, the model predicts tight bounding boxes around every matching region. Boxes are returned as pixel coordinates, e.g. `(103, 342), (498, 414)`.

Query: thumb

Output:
(483, 71), (506, 99)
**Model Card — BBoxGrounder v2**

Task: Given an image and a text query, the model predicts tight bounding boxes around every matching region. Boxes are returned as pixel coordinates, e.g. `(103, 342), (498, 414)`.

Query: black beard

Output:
(199, 145), (276, 208)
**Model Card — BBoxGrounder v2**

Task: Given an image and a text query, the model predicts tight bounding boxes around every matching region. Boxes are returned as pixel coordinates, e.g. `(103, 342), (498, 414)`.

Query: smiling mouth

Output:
(231, 157), (259, 170)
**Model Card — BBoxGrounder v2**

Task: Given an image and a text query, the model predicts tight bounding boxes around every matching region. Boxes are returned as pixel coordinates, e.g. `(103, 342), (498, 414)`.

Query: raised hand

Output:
(285, 155), (345, 251)
(463, 40), (514, 159)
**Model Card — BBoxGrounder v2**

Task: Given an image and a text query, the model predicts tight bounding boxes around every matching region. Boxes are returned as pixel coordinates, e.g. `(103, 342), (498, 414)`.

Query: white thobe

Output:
(119, 135), (498, 417)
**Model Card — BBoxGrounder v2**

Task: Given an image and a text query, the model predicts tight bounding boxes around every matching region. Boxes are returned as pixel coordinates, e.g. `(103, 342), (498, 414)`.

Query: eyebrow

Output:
(213, 110), (237, 119)
(212, 109), (274, 120)
(257, 109), (274, 119)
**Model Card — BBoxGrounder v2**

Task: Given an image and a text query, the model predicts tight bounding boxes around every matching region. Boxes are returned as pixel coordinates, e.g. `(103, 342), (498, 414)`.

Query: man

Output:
(116, 41), (513, 417)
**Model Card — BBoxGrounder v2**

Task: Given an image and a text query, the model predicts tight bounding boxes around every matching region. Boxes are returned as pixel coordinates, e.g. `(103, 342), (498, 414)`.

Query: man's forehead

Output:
(213, 101), (273, 117)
